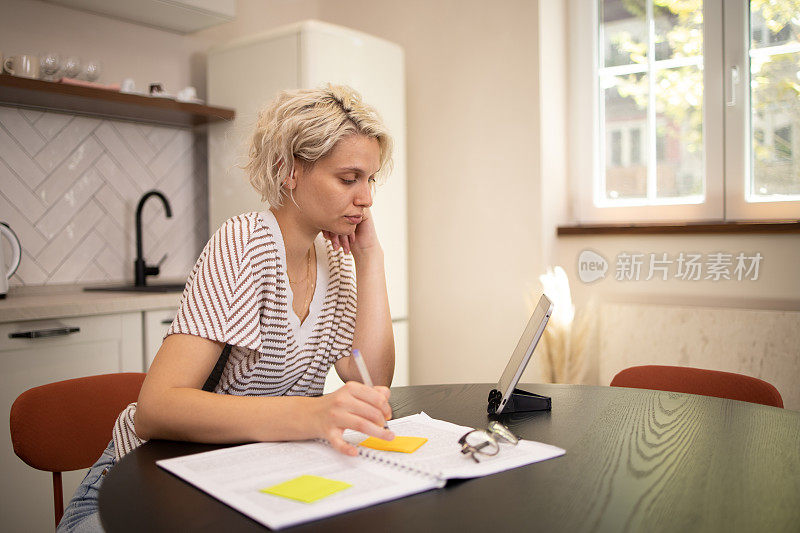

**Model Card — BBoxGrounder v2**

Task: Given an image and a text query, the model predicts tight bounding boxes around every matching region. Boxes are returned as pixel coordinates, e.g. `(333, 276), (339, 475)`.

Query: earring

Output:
(286, 168), (301, 209)
(283, 168), (295, 189)
(289, 187), (301, 209)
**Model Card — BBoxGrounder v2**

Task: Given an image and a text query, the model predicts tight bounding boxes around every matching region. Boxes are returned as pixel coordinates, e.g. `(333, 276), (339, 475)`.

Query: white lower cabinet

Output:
(143, 308), (177, 370)
(0, 312), (142, 533)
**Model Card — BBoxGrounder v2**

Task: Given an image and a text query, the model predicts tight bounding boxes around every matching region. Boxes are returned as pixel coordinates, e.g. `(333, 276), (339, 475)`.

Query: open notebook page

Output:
(345, 412), (565, 480)
(157, 439), (441, 530)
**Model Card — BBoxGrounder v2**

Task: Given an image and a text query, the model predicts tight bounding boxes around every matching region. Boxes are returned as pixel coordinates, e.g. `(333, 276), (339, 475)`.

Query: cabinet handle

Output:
(9, 326), (80, 339)
(161, 319), (174, 325)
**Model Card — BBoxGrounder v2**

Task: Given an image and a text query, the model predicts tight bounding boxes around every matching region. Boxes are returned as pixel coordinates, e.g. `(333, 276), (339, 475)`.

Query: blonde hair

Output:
(244, 84), (394, 208)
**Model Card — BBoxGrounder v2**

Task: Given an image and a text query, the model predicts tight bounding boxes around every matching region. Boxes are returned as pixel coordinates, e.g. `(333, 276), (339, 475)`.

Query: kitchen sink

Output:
(83, 283), (186, 293)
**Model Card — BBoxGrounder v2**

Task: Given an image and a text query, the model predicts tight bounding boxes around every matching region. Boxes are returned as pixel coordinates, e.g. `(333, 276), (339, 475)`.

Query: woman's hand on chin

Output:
(323, 208), (381, 257)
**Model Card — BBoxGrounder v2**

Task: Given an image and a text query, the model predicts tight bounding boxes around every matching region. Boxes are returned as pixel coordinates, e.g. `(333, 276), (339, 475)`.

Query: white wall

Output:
(554, 233), (800, 407)
(314, 0), (546, 384)
(558, 234), (800, 310)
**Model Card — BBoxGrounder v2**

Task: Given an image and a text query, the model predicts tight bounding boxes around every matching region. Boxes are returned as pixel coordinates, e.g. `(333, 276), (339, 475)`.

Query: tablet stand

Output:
(487, 387), (551, 414)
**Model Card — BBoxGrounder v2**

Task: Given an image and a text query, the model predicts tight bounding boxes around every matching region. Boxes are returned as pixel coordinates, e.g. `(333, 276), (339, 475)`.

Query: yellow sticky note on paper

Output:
(261, 475), (351, 503)
(359, 436), (428, 453)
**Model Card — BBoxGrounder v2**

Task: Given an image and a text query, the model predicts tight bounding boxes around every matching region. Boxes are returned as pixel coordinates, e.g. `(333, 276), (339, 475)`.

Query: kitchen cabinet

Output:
(1, 312), (142, 532)
(208, 20), (410, 387)
(143, 308), (177, 370)
(42, 0), (235, 34)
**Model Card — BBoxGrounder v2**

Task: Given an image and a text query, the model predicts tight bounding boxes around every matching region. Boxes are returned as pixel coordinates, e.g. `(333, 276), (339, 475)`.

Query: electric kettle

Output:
(0, 222), (21, 298)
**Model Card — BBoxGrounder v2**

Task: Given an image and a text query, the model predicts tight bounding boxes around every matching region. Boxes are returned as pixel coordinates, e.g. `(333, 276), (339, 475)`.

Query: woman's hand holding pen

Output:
(314, 381), (394, 456)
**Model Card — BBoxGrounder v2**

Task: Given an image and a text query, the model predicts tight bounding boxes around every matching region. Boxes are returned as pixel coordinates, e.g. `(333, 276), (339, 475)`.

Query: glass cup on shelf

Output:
(83, 60), (101, 82)
(63, 56), (81, 79)
(40, 53), (62, 81)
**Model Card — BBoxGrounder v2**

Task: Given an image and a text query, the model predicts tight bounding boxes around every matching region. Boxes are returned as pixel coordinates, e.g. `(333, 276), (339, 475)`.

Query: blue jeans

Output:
(57, 440), (116, 533)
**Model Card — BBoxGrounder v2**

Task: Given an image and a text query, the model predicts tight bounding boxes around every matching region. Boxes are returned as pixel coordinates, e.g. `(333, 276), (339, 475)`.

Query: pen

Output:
(352, 349), (390, 430)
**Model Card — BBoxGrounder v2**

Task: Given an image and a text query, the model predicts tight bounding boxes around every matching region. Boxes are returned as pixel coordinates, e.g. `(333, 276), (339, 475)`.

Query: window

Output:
(630, 127), (641, 164)
(774, 126), (792, 162)
(571, 0), (800, 222)
(611, 129), (623, 166)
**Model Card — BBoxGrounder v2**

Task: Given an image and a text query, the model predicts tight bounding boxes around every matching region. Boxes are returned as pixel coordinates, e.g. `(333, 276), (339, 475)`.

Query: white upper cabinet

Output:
(42, 0), (235, 34)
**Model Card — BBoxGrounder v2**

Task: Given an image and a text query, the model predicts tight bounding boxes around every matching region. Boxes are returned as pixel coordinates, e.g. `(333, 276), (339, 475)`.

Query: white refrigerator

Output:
(207, 20), (408, 389)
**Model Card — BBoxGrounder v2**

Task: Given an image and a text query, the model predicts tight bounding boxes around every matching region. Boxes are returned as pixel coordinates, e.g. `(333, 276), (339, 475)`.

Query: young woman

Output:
(58, 84), (397, 532)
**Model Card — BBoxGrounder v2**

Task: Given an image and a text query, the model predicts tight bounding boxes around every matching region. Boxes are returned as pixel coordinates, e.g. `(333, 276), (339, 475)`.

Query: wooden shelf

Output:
(0, 74), (235, 128)
(557, 220), (800, 235)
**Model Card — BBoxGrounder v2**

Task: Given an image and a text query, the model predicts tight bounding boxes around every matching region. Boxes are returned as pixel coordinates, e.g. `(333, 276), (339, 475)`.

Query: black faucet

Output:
(134, 190), (172, 287)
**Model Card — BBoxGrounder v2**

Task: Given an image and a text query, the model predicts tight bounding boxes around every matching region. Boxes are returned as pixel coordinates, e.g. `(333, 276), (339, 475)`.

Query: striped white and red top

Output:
(112, 211), (358, 459)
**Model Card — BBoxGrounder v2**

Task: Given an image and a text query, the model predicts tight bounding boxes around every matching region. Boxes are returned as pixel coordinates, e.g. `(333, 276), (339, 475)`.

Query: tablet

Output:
(489, 294), (553, 414)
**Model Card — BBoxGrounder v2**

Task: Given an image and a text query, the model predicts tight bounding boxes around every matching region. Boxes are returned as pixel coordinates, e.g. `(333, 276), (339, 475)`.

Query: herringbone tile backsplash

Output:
(0, 105), (209, 287)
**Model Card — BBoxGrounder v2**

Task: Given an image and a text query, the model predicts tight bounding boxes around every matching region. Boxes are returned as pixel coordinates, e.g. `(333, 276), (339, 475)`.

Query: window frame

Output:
(724, 0), (800, 219)
(569, 0), (800, 223)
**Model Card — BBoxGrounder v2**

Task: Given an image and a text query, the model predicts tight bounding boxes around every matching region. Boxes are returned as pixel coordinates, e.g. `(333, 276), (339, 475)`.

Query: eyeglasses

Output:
(458, 421), (519, 463)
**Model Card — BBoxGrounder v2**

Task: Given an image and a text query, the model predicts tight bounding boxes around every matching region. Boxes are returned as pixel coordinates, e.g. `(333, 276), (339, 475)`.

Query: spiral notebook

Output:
(157, 412), (565, 530)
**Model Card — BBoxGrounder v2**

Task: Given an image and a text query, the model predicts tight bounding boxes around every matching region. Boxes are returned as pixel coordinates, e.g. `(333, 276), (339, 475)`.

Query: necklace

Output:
(288, 247), (312, 285)
(300, 273), (316, 318)
(288, 246), (316, 321)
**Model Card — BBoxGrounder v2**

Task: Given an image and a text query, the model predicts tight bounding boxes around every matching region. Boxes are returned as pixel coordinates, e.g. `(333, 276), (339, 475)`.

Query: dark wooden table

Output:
(99, 383), (800, 532)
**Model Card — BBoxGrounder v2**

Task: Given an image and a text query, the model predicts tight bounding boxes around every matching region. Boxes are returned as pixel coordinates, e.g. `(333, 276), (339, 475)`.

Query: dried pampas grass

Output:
(531, 266), (597, 384)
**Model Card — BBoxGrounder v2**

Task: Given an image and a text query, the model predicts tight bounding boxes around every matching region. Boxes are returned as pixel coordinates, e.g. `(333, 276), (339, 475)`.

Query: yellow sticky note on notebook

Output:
(261, 475), (351, 503)
(359, 436), (428, 453)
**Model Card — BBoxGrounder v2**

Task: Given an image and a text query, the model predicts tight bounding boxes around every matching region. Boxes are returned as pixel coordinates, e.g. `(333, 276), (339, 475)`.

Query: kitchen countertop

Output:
(0, 283), (184, 323)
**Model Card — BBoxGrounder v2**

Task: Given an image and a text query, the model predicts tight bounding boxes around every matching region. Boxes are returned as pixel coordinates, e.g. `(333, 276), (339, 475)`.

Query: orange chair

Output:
(610, 365), (783, 408)
(9, 373), (146, 528)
